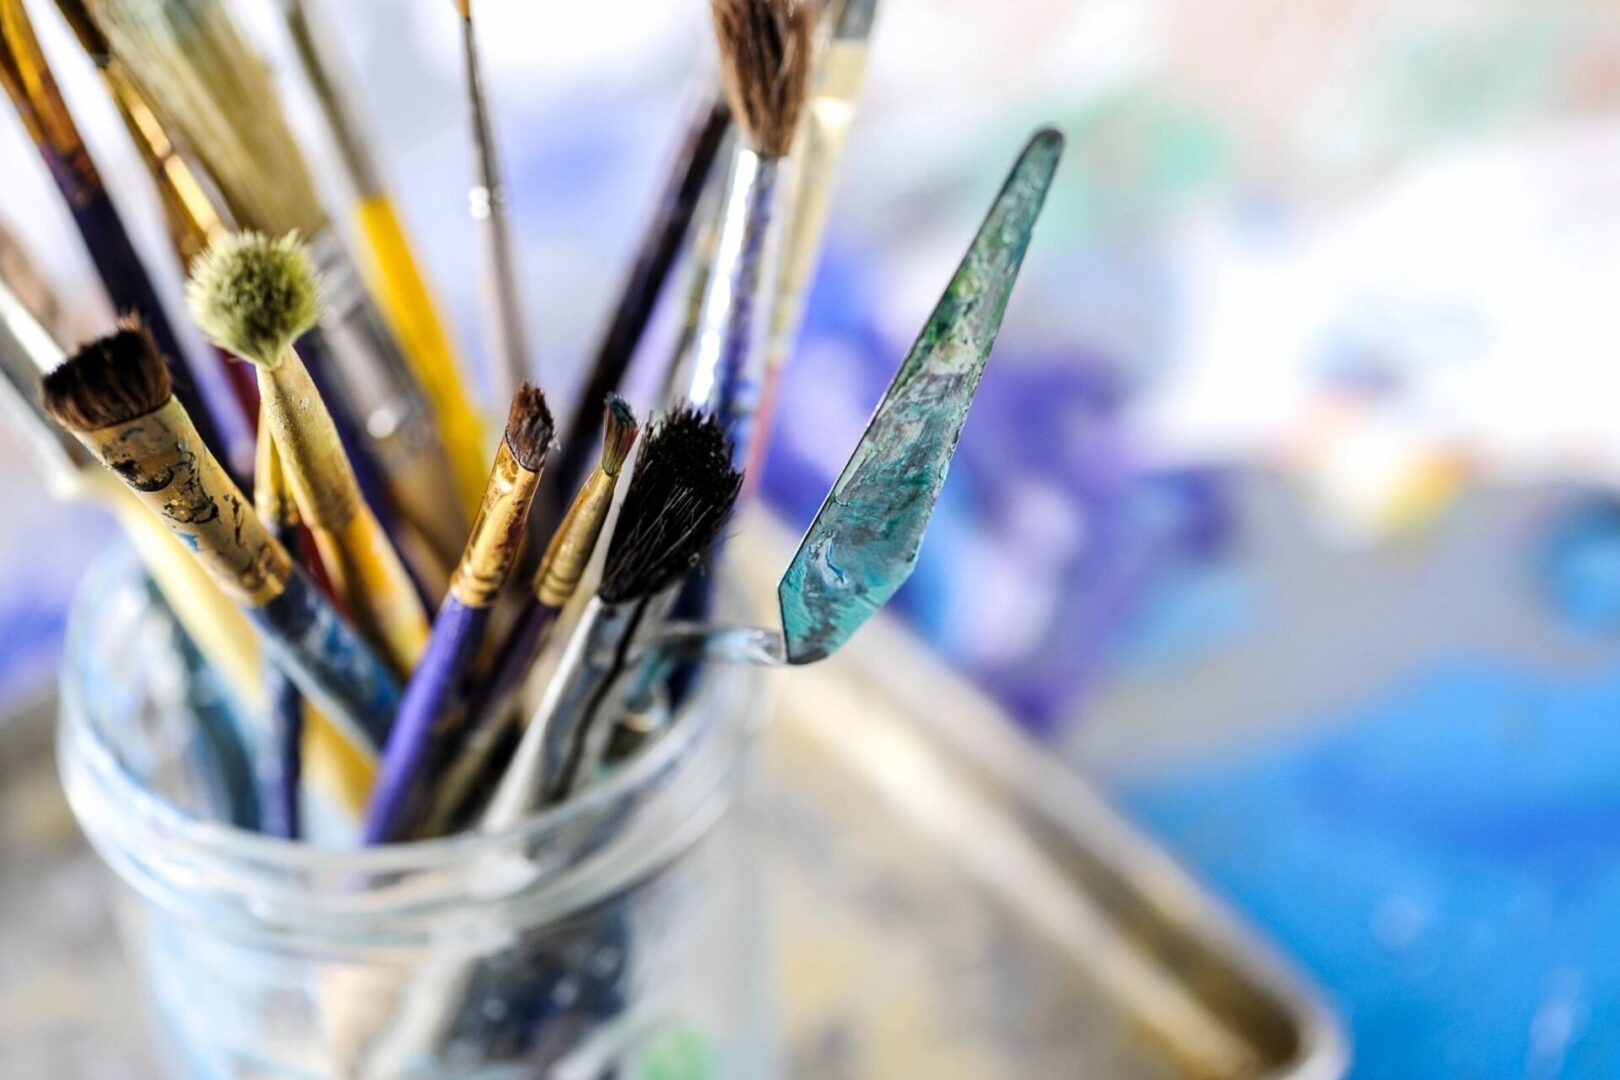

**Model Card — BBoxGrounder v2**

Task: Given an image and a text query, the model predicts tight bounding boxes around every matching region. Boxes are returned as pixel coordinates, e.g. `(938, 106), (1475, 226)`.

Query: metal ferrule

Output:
(449, 439), (539, 607)
(257, 348), (361, 532)
(308, 229), (425, 420)
(309, 229), (468, 562)
(683, 148), (788, 462)
(533, 465), (616, 607)
(102, 62), (231, 263)
(463, 14), (531, 401)
(78, 399), (292, 606)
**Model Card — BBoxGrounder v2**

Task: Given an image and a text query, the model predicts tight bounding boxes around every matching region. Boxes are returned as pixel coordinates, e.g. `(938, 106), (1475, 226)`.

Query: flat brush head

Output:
(711, 0), (814, 158)
(601, 394), (638, 478)
(88, 0), (327, 236)
(600, 408), (741, 604)
(187, 232), (321, 367)
(504, 382), (554, 473)
(42, 320), (170, 431)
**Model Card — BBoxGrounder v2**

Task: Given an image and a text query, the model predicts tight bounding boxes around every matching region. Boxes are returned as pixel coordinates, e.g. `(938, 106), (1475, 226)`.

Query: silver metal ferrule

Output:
(681, 148), (786, 465)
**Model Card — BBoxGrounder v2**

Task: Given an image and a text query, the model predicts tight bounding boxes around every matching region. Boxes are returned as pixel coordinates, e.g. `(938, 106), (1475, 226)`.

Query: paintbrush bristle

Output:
(710, 0), (814, 158)
(42, 320), (171, 431)
(187, 232), (321, 367)
(601, 394), (638, 478)
(87, 0), (327, 236)
(504, 382), (554, 473)
(54, 0), (113, 64)
(599, 408), (741, 604)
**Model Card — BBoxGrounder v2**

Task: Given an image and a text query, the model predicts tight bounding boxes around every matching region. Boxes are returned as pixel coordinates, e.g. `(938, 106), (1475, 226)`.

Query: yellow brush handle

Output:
(353, 195), (489, 518)
(302, 701), (375, 816)
(305, 512), (431, 678)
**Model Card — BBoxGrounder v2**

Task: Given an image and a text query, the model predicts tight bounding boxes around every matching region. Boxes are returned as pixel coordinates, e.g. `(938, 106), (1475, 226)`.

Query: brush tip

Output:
(601, 394), (639, 478)
(600, 408), (741, 604)
(503, 382), (554, 472)
(186, 232), (322, 367)
(710, 0), (815, 158)
(42, 319), (172, 432)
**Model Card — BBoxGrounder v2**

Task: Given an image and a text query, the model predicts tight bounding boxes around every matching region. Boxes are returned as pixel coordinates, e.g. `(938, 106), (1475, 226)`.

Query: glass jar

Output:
(58, 551), (772, 1079)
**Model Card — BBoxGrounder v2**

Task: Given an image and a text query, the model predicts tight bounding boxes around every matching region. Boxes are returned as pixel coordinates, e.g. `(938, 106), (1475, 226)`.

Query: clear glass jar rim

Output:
(57, 549), (756, 882)
(61, 657), (729, 872)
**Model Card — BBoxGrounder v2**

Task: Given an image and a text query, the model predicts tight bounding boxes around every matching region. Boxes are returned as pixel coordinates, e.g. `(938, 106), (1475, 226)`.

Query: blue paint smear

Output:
(1121, 658), (1620, 1078)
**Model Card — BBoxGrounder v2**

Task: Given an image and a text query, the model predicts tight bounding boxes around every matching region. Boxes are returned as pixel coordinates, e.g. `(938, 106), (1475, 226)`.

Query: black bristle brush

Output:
(480, 408), (741, 826)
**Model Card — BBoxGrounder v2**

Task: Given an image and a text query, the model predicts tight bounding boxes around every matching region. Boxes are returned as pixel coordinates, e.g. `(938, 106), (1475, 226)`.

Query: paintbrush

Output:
(0, 0), (247, 471)
(678, 0), (813, 467)
(422, 394), (637, 835)
(0, 277), (264, 710)
(545, 93), (729, 515)
(86, 0), (469, 568)
(52, 0), (268, 445)
(253, 421), (303, 838)
(272, 0), (489, 520)
(364, 384), (552, 844)
(42, 322), (401, 758)
(453, 0), (532, 406)
(356, 407), (733, 1076)
(53, 0), (229, 264)
(189, 231), (431, 679)
(481, 408), (740, 825)
(746, 0), (878, 477)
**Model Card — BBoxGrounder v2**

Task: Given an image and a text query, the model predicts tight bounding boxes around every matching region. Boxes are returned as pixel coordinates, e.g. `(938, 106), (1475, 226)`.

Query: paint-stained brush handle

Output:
(364, 598), (489, 842)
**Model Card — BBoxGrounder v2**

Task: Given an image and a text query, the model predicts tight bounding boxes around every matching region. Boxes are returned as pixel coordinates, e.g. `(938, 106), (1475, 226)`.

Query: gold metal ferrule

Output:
(79, 398), (291, 605)
(534, 464), (617, 608)
(449, 439), (540, 607)
(256, 346), (362, 532)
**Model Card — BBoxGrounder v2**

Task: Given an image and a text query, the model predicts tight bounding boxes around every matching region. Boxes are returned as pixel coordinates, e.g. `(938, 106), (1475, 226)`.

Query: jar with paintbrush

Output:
(20, 0), (1062, 1070)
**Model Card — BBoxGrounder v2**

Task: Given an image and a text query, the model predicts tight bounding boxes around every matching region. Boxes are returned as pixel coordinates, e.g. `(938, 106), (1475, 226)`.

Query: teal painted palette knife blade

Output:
(780, 128), (1065, 664)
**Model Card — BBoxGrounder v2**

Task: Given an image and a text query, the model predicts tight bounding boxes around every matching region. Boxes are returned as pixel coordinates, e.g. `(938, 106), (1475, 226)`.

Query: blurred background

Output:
(7, 0), (1620, 1075)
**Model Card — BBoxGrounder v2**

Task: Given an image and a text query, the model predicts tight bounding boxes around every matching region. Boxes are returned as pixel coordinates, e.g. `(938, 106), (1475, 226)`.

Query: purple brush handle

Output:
(365, 597), (490, 843)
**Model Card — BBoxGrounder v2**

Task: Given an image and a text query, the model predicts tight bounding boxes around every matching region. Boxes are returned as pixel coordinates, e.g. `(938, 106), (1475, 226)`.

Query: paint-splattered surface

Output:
(7, 0), (1620, 1074)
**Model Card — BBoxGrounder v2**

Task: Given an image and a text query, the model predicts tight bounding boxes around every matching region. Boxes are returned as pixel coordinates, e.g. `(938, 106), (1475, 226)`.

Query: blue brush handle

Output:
(154, 580), (261, 831)
(253, 569), (401, 756)
(257, 523), (306, 840)
(365, 597), (489, 843)
(71, 188), (240, 467)
(259, 663), (304, 840)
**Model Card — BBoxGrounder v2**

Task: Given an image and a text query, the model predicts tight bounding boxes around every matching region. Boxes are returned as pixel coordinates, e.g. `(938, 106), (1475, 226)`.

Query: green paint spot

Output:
(636, 1026), (714, 1080)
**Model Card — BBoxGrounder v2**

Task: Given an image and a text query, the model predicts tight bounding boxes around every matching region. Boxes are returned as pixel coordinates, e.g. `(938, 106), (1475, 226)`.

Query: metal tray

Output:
(740, 532), (1348, 1079)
